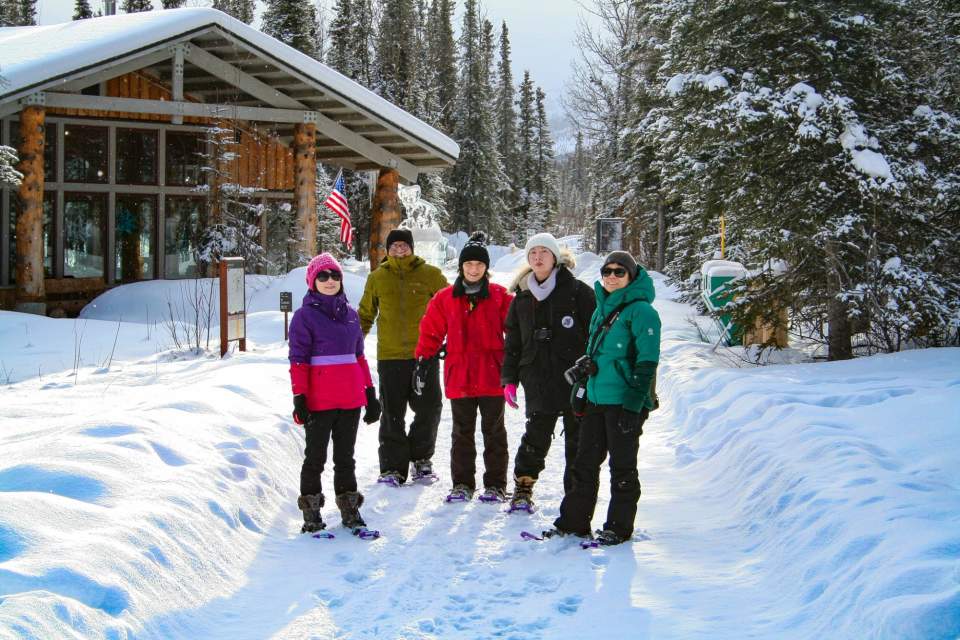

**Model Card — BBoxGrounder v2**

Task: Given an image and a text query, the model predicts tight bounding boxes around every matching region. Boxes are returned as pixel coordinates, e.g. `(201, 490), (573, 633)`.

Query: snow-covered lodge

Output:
(0, 8), (458, 315)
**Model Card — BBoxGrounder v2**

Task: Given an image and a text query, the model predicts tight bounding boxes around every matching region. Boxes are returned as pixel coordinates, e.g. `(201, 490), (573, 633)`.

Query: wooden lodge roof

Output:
(0, 8), (459, 181)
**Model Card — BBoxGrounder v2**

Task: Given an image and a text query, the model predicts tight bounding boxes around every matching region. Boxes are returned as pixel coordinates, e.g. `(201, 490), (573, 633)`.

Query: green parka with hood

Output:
(358, 254), (448, 361)
(585, 267), (661, 412)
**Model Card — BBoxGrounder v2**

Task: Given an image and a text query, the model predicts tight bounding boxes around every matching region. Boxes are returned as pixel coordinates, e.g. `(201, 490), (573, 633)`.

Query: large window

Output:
(64, 125), (108, 183)
(165, 131), (204, 187)
(115, 195), (156, 282)
(9, 121), (56, 182)
(116, 128), (158, 185)
(8, 192), (55, 279)
(63, 192), (107, 278)
(164, 196), (206, 279)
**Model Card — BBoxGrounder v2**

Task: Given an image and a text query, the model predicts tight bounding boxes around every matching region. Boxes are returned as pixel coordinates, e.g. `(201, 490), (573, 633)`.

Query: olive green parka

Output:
(358, 254), (448, 361)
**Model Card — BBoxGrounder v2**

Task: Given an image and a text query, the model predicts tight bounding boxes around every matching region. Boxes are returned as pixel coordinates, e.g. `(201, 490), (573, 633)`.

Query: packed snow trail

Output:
(0, 269), (958, 639)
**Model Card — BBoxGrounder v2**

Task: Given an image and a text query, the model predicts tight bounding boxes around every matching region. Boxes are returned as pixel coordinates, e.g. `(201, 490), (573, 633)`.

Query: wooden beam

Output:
(172, 44), (185, 124)
(183, 46), (308, 110)
(15, 105), (46, 314)
(294, 122), (317, 259)
(51, 48), (174, 93)
(368, 168), (401, 269)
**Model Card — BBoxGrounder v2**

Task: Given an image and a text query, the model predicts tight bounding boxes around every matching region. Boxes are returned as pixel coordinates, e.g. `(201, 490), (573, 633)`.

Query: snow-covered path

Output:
(1, 268), (958, 639)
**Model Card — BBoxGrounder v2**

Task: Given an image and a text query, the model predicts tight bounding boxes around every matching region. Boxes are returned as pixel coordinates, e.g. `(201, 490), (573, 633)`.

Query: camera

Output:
(563, 355), (598, 385)
(533, 327), (553, 342)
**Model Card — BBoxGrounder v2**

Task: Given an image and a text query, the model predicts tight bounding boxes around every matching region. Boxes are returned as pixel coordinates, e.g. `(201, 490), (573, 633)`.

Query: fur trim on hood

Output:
(509, 248), (577, 292)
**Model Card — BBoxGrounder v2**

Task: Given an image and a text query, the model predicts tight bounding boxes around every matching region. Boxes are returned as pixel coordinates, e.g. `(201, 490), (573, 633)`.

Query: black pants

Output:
(300, 408), (362, 497)
(377, 358), (442, 480)
(512, 410), (580, 492)
(450, 396), (508, 490)
(554, 403), (648, 540)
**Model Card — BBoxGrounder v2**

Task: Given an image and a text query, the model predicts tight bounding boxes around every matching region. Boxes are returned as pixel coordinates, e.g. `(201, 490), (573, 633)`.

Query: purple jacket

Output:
(288, 290), (373, 411)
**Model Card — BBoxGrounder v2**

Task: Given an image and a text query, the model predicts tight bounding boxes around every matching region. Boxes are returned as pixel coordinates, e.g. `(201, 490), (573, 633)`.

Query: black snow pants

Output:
(377, 358), (442, 481)
(553, 403), (648, 540)
(300, 408), (362, 497)
(512, 410), (580, 492)
(450, 395), (509, 491)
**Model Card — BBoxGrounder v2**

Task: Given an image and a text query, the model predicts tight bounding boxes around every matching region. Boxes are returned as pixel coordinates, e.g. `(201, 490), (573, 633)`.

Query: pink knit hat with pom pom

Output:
(306, 253), (343, 290)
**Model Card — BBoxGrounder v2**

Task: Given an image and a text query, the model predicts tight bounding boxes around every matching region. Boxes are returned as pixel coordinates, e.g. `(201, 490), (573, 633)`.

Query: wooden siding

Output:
(46, 70), (294, 191)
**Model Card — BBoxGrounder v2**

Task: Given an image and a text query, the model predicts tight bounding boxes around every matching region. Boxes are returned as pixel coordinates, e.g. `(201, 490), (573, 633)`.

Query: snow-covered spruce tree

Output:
(195, 122), (266, 273)
(161, 0), (185, 9)
(532, 86), (558, 228)
(447, 0), (507, 241)
(554, 130), (594, 238)
(494, 22), (518, 223)
(211, 0), (254, 23)
(426, 0), (458, 134)
(513, 70), (538, 241)
(122, 0), (153, 13)
(73, 0), (93, 20)
(375, 0), (419, 113)
(645, 0), (960, 357)
(262, 0), (319, 59)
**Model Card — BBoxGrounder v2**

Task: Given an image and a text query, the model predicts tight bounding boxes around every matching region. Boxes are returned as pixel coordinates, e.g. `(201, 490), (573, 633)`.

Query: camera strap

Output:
(586, 301), (635, 359)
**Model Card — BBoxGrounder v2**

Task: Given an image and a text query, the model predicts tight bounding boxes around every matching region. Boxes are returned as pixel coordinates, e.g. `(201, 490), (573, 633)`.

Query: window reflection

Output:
(64, 125), (108, 183)
(166, 132), (204, 187)
(115, 195), (155, 282)
(116, 129), (158, 185)
(64, 192), (107, 278)
(164, 196), (207, 278)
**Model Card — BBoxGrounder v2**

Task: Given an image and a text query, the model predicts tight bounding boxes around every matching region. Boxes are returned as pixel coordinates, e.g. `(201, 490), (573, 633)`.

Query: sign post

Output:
(596, 218), (625, 254)
(280, 291), (292, 341)
(219, 257), (247, 357)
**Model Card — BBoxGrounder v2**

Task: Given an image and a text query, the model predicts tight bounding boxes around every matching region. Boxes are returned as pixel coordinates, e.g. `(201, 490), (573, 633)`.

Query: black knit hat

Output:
(602, 251), (638, 281)
(386, 228), (414, 252)
(458, 231), (490, 269)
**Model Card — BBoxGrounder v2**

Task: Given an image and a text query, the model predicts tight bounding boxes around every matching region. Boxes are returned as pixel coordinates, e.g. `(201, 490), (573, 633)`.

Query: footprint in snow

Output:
(556, 595), (582, 615)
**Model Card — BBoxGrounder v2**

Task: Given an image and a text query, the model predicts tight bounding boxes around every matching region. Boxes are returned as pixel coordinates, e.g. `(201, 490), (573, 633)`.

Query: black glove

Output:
(363, 387), (382, 424)
(412, 356), (431, 396)
(618, 408), (644, 435)
(292, 394), (309, 425)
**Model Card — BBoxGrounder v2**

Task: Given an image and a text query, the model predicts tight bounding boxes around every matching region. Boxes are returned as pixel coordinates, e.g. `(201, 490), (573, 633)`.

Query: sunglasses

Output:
(315, 270), (343, 282)
(601, 267), (628, 278)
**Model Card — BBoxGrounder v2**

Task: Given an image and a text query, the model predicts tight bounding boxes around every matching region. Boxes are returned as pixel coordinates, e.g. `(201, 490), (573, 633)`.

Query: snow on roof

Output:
(0, 8), (458, 163)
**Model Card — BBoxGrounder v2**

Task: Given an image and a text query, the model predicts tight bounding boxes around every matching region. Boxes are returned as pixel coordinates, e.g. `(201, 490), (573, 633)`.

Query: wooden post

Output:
(15, 105), (47, 315)
(293, 122), (317, 260)
(369, 167), (401, 269)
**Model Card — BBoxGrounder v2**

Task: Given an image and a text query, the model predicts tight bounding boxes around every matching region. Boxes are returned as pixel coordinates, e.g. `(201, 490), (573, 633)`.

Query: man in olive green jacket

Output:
(359, 229), (448, 485)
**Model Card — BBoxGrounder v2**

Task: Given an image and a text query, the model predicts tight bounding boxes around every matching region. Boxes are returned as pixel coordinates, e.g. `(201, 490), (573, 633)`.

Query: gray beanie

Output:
(602, 251), (638, 281)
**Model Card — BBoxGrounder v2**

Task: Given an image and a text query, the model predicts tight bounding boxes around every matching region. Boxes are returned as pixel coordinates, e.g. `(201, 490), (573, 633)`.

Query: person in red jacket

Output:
(415, 232), (514, 503)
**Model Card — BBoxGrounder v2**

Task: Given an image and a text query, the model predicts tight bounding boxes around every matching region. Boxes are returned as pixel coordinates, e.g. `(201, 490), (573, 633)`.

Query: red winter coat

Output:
(415, 279), (513, 399)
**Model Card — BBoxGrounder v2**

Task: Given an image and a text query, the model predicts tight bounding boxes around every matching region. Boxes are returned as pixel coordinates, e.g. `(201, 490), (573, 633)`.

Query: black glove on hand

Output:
(363, 387), (382, 424)
(618, 408), (644, 435)
(292, 394), (309, 425)
(412, 357), (429, 396)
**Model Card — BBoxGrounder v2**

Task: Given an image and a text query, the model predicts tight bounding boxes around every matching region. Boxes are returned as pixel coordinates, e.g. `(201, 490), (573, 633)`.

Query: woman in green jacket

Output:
(548, 251), (661, 546)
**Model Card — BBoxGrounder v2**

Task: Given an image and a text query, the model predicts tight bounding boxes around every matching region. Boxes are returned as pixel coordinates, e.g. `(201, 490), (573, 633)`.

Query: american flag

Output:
(324, 171), (353, 247)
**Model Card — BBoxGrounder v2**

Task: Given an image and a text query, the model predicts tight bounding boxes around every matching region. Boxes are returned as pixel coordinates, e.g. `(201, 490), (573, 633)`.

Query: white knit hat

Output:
(524, 233), (562, 262)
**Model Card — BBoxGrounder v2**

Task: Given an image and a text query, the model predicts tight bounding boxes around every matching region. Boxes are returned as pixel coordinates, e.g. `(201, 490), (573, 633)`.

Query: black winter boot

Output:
(335, 491), (367, 529)
(509, 475), (536, 512)
(297, 494), (325, 533)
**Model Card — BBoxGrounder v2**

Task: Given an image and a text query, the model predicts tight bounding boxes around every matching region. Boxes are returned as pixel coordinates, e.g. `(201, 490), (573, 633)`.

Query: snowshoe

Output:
(445, 484), (474, 503)
(351, 526), (381, 540)
(478, 487), (508, 503)
(377, 471), (404, 487)
(594, 529), (625, 546)
(507, 496), (535, 514)
(411, 459), (439, 484)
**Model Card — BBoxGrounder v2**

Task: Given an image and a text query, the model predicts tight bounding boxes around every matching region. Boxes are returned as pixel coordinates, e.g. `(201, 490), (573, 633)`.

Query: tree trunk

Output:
(368, 167), (401, 269)
(15, 106), (46, 315)
(827, 296), (853, 360)
(293, 122), (317, 261)
(656, 196), (666, 272)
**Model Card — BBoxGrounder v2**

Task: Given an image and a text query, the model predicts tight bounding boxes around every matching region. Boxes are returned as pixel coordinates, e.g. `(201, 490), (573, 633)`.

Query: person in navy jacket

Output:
(288, 253), (381, 533)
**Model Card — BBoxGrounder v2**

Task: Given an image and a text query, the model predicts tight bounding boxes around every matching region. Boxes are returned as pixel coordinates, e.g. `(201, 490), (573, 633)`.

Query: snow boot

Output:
(411, 459), (437, 483)
(335, 491), (367, 529)
(595, 529), (626, 546)
(445, 484), (474, 503)
(377, 471), (404, 487)
(508, 475), (536, 513)
(297, 493), (325, 534)
(478, 486), (508, 503)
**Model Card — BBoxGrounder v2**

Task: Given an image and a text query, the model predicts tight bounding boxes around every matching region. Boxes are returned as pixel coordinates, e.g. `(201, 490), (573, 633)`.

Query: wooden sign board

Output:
(219, 257), (247, 357)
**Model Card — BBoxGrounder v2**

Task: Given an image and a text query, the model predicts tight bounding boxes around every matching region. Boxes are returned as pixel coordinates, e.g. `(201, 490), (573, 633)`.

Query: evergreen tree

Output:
(514, 70), (538, 240)
(262, 0), (319, 59)
(73, 0), (93, 20)
(494, 22), (518, 217)
(161, 0), (185, 8)
(375, 0), (419, 112)
(532, 86), (557, 227)
(326, 0), (355, 76)
(426, 0), (458, 133)
(212, 0), (253, 21)
(447, 0), (507, 239)
(122, 0), (153, 13)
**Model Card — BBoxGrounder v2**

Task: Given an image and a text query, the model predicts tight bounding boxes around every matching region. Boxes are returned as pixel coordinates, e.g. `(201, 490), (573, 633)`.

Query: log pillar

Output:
(293, 121), (317, 261)
(15, 105), (46, 315)
(368, 167), (401, 269)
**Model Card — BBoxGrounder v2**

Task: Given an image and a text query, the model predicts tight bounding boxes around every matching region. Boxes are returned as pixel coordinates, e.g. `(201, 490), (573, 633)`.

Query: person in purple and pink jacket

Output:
(288, 253), (382, 534)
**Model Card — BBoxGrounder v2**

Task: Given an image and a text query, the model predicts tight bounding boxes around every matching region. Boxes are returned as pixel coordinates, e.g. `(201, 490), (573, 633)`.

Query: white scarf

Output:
(526, 268), (558, 301)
